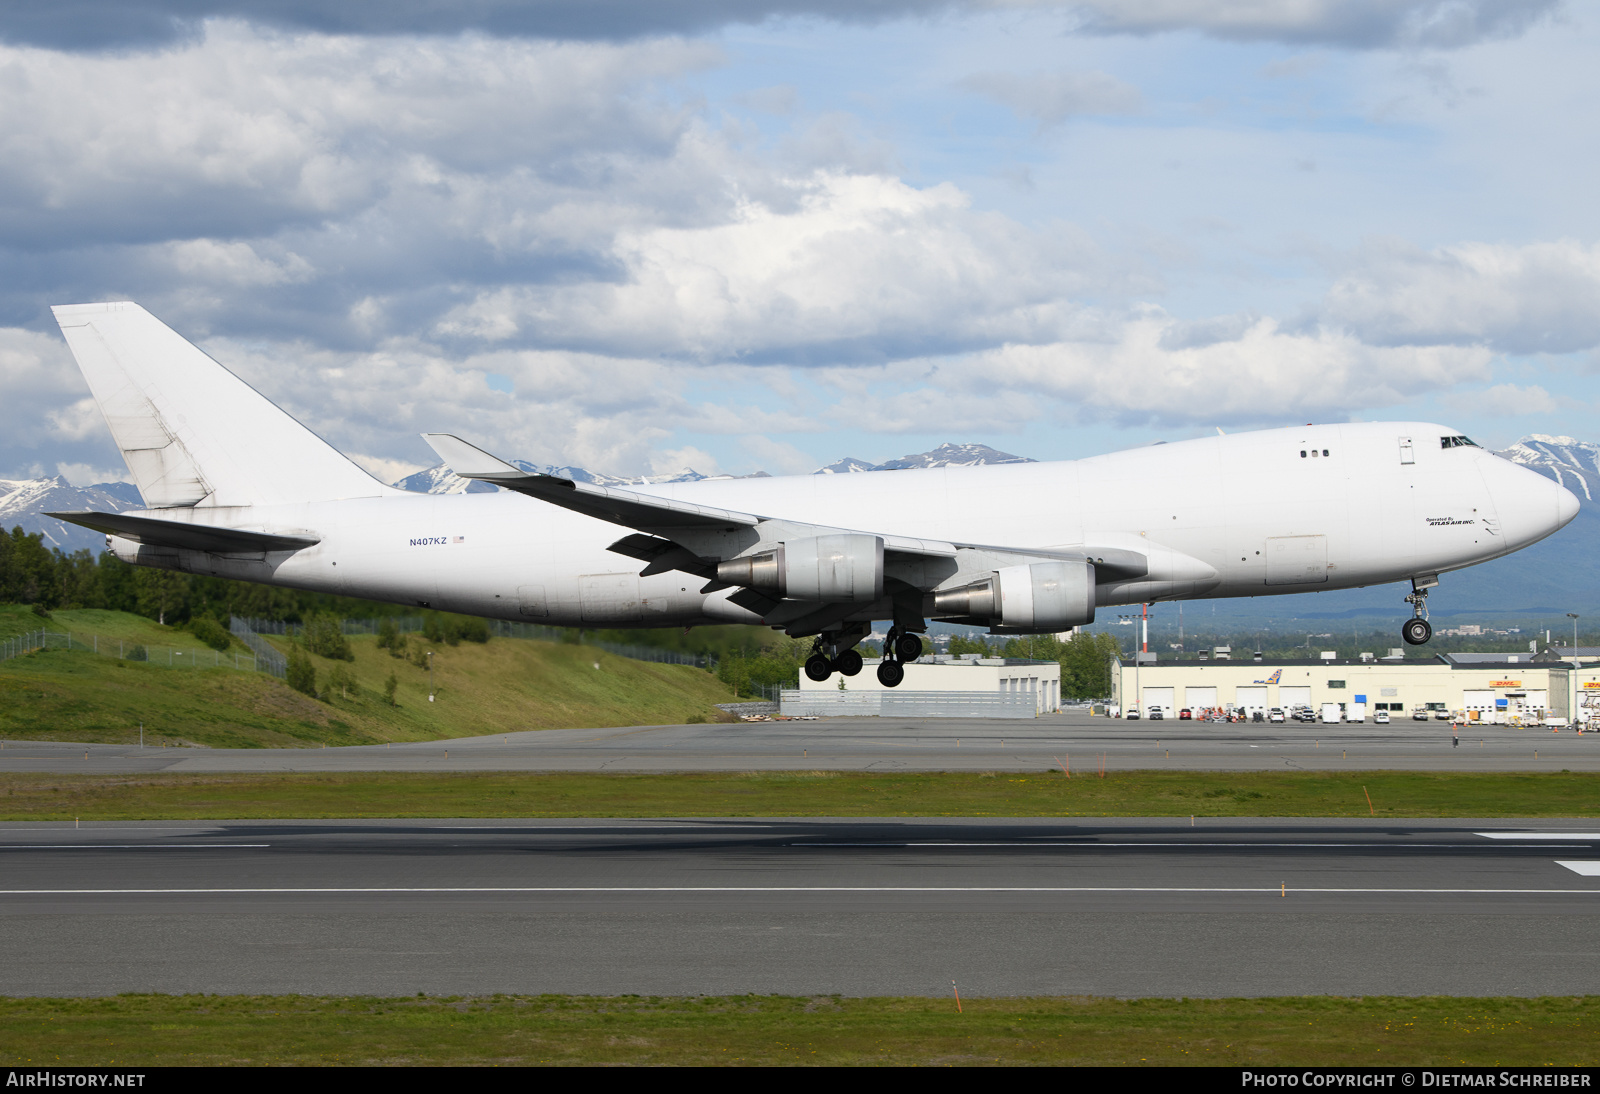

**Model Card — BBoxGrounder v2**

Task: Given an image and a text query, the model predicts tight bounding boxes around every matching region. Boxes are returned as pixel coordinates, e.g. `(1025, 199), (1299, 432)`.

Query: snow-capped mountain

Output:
(0, 477), (144, 552)
(393, 460), (710, 495)
(813, 457), (876, 475)
(396, 443), (1034, 495)
(1494, 435), (1600, 508)
(868, 442), (1035, 472)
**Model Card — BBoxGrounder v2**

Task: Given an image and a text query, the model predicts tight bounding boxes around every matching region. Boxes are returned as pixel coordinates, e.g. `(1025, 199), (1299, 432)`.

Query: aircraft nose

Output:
(1556, 480), (1581, 527)
(1482, 458), (1581, 548)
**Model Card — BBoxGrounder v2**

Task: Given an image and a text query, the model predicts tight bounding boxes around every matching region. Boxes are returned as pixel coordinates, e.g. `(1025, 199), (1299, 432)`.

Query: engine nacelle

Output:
(932, 560), (1095, 632)
(716, 534), (884, 602)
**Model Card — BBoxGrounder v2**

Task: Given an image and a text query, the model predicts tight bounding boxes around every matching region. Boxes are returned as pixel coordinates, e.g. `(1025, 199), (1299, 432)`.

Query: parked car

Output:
(1374, 711), (1390, 724)
(1148, 708), (1165, 720)
(1434, 709), (1453, 720)
(1178, 708), (1193, 720)
(1268, 708), (1285, 723)
(1412, 709), (1431, 721)
(1125, 708), (1141, 720)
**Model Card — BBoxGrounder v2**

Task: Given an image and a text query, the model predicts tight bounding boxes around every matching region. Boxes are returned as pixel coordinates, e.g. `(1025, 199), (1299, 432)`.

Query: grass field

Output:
(0, 609), (737, 748)
(4, 993), (1595, 1066)
(2, 769), (1596, 820)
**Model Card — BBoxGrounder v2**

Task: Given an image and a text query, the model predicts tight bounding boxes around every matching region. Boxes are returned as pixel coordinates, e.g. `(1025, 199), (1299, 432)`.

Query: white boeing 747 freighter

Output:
(46, 302), (1579, 687)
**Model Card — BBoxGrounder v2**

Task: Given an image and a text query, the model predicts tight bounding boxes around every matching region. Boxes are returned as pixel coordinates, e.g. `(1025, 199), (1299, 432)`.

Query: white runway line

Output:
(792, 841), (1575, 849)
(0, 844), (269, 850)
(2, 885), (1598, 895)
(1555, 861), (1600, 876)
(1476, 832), (1600, 840)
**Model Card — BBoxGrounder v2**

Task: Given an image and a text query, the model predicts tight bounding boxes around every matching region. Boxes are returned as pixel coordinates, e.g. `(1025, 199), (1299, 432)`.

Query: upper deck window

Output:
(1441, 435), (1479, 449)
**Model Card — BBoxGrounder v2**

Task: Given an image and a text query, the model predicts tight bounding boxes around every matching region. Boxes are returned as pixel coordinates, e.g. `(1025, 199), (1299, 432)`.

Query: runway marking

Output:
(1477, 832), (1600, 840)
(1, 885), (1597, 895)
(0, 844), (269, 850)
(1556, 862), (1600, 876)
(790, 841), (1578, 849)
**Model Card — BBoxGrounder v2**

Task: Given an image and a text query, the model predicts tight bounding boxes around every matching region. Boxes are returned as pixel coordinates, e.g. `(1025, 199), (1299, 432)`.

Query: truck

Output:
(1345, 701), (1367, 723)
(1320, 703), (1342, 724)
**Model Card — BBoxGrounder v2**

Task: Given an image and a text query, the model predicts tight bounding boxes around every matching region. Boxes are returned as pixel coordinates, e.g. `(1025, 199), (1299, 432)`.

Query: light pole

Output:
(427, 650), (434, 703)
(1568, 613), (1579, 727)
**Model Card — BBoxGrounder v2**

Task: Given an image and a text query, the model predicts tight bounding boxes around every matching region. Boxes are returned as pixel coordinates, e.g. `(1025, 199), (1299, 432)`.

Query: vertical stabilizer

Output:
(52, 302), (397, 508)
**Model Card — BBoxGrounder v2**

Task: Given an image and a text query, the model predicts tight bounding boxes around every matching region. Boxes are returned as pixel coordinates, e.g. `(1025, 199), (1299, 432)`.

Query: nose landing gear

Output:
(1401, 574), (1438, 646)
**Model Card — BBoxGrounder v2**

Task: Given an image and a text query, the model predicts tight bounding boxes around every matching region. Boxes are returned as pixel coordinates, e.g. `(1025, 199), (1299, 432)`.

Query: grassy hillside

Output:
(0, 609), (738, 748)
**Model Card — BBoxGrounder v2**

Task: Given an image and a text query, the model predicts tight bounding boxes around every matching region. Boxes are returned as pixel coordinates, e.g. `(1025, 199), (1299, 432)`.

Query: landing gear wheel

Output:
(804, 654), (833, 682)
(1402, 617), (1432, 646)
(876, 659), (905, 688)
(894, 633), (923, 662)
(834, 649), (863, 676)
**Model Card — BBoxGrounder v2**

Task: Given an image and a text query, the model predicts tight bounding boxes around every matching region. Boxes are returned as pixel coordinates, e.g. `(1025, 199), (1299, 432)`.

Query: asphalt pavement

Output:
(3, 817), (1598, 997)
(3, 711), (1596, 773)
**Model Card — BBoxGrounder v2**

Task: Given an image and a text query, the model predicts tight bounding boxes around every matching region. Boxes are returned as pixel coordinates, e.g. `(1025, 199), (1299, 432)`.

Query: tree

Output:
(286, 644), (317, 697)
(324, 662), (356, 700)
(383, 671), (398, 706)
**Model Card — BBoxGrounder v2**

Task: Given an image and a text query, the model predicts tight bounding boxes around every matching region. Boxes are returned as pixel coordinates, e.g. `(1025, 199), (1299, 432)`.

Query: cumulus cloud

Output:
(1063, 0), (1562, 50)
(0, 1), (964, 51)
(958, 69), (1142, 126)
(436, 171), (1148, 361)
(820, 314), (1495, 431)
(0, 1), (1557, 53)
(1321, 238), (1600, 355)
(1443, 382), (1563, 417)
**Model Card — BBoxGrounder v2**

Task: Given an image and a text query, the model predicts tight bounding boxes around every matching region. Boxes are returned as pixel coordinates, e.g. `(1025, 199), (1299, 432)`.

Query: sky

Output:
(1, 0), (1596, 487)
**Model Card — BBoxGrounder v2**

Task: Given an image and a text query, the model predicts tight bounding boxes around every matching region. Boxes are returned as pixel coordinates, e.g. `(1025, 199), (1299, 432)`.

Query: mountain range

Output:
(5, 435), (1593, 624)
(3, 442), (1034, 553)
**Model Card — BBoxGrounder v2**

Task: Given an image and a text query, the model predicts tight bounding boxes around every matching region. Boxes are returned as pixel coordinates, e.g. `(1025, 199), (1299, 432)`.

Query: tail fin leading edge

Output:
(52, 302), (396, 508)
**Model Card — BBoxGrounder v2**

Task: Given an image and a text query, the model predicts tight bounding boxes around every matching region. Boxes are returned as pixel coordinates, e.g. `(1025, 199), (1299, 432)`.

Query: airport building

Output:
(1111, 652), (1600, 724)
(782, 655), (1061, 719)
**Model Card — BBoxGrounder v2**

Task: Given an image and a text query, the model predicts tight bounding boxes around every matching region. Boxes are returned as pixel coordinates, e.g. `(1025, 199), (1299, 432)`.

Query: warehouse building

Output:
(783, 655), (1060, 719)
(1111, 652), (1600, 724)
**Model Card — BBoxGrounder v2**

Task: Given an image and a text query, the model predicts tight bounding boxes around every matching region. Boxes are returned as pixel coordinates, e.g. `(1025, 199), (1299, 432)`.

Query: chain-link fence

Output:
(0, 627), (267, 673)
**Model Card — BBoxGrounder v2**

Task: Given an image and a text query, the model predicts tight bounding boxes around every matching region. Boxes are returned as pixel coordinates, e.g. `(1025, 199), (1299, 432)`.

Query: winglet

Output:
(421, 433), (527, 480)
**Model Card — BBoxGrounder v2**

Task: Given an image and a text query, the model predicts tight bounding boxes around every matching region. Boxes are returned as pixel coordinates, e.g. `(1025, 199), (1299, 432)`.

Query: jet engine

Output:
(932, 559), (1095, 632)
(716, 534), (885, 602)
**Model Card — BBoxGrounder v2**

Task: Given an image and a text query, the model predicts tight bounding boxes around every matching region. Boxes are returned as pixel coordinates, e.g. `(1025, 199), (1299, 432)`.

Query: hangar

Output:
(1111, 652), (1600, 724)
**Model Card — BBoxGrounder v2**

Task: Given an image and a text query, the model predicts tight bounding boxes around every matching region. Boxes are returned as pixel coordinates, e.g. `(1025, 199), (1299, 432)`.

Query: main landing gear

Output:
(874, 626), (924, 688)
(1402, 575), (1438, 646)
(802, 625), (924, 687)
(804, 624), (869, 683)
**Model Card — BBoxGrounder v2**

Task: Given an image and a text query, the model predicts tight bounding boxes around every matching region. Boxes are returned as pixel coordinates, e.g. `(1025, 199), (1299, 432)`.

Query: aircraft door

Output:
(579, 572), (643, 623)
(517, 585), (548, 618)
(1264, 535), (1329, 585)
(1399, 437), (1414, 464)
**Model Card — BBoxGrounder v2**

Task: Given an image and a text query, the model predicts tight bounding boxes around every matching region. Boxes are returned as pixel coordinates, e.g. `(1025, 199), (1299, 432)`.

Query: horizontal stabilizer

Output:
(46, 511), (320, 554)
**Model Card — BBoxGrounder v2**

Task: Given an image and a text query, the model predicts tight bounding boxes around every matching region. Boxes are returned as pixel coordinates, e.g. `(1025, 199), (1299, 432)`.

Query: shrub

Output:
(188, 616), (232, 651)
(383, 671), (398, 706)
(286, 645), (317, 697)
(126, 644), (146, 662)
(303, 614), (354, 661)
(376, 617), (400, 651)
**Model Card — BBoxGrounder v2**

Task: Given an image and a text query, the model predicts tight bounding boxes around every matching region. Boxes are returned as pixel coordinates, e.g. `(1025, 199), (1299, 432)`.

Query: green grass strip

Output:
(2, 770), (1598, 820)
(3, 993), (1596, 1066)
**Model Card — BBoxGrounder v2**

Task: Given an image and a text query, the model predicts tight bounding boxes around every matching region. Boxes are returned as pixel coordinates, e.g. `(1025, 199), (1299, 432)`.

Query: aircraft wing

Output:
(422, 433), (961, 560)
(46, 511), (320, 554)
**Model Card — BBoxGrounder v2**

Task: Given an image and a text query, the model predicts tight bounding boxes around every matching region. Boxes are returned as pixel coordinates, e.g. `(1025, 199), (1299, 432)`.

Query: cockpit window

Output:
(1440, 435), (1479, 449)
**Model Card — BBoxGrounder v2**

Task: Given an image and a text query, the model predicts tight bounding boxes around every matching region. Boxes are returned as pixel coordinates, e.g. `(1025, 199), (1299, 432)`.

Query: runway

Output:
(4, 711), (1598, 773)
(4, 817), (1599, 997)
